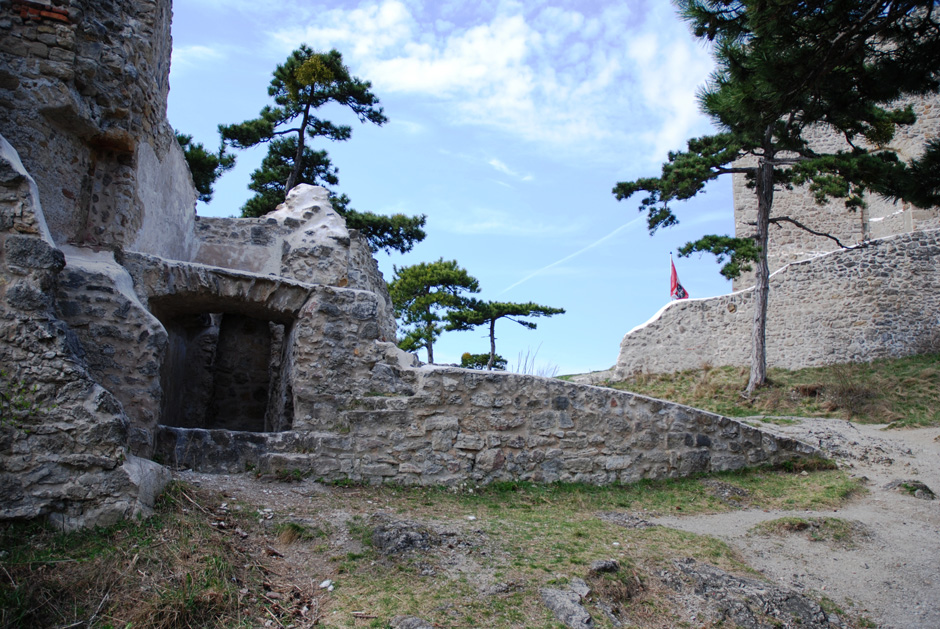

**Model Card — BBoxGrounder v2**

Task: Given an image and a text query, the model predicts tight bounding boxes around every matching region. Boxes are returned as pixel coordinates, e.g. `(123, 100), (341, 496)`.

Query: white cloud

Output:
(390, 118), (426, 134)
(488, 158), (533, 181)
(171, 44), (226, 71)
(436, 206), (578, 237)
(264, 1), (715, 164)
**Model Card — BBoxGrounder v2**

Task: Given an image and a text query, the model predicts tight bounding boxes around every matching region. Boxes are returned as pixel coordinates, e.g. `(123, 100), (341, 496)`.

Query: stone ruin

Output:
(615, 92), (940, 378)
(0, 0), (816, 529)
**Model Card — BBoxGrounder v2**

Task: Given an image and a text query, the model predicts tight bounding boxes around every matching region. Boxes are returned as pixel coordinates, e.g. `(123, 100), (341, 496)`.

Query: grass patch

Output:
(0, 482), (290, 629)
(272, 467), (311, 483)
(606, 353), (940, 427)
(751, 516), (869, 548)
(0, 467), (864, 629)
(275, 520), (328, 544)
(411, 466), (860, 517)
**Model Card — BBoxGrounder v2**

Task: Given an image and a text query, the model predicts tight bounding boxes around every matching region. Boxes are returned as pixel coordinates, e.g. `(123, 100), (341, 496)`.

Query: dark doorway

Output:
(156, 310), (293, 432)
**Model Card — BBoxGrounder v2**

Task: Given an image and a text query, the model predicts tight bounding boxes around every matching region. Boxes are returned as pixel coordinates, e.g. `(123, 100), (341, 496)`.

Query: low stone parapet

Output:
(154, 362), (820, 484)
(615, 228), (940, 377)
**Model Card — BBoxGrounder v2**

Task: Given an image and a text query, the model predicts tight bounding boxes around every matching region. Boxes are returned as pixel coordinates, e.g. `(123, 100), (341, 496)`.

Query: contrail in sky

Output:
(499, 215), (646, 295)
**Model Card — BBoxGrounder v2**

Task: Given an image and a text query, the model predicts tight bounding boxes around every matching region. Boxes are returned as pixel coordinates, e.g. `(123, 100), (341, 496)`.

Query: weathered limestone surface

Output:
(0, 0), (198, 258)
(189, 185), (395, 341)
(154, 284), (818, 482)
(54, 245), (168, 455)
(615, 229), (940, 377)
(733, 94), (940, 289)
(0, 134), (168, 529)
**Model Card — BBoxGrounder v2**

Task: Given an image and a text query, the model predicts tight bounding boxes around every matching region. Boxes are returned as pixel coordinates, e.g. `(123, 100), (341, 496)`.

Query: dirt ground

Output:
(175, 418), (939, 628)
(654, 419), (940, 629)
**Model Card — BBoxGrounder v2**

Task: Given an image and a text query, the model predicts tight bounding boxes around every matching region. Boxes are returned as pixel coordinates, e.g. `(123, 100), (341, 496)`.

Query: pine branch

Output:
(766, 216), (853, 249)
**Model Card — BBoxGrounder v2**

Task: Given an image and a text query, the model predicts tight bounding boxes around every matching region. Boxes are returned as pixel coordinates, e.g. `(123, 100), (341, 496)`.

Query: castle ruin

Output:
(0, 0), (816, 529)
(615, 93), (940, 378)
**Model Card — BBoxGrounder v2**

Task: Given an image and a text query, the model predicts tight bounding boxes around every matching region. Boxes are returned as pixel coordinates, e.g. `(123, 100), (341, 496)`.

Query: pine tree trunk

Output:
(285, 109), (310, 195)
(425, 329), (434, 365)
(486, 319), (496, 370)
(746, 145), (775, 395)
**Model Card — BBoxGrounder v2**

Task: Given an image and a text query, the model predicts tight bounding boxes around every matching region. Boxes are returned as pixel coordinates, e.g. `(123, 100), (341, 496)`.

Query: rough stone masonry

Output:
(0, 0), (818, 529)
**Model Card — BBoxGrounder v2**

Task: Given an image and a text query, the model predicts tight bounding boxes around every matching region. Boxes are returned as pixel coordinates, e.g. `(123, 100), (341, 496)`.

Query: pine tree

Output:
(613, 1), (940, 394)
(387, 260), (480, 364)
(447, 300), (565, 370)
(220, 47), (426, 254)
(220, 46), (385, 196)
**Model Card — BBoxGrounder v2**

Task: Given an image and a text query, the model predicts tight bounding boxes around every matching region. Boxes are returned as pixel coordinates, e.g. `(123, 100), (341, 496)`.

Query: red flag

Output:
(670, 257), (689, 300)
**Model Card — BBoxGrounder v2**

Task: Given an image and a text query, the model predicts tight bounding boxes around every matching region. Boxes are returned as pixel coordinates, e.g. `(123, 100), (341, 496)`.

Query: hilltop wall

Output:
(732, 94), (940, 290)
(615, 229), (940, 377)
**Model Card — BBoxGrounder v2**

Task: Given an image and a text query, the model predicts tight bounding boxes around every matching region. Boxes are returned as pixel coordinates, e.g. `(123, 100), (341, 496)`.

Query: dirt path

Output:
(653, 419), (940, 629)
(173, 419), (939, 628)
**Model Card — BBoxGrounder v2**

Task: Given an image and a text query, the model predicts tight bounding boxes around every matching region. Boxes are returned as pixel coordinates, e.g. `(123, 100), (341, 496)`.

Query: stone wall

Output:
(0, 0), (197, 258)
(733, 94), (940, 289)
(0, 0), (820, 529)
(192, 217), (293, 276)
(0, 134), (168, 530)
(54, 245), (167, 454)
(615, 228), (940, 377)
(190, 186), (396, 342)
(154, 285), (818, 483)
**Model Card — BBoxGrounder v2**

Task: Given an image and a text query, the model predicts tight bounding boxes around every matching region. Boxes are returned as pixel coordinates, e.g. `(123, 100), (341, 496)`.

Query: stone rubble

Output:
(660, 558), (845, 629)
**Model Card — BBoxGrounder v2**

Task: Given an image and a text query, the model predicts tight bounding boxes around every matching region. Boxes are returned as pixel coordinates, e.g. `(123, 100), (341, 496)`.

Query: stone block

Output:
(361, 463), (397, 477)
(455, 435), (485, 451)
(431, 430), (455, 451)
(565, 457), (594, 473)
(425, 416), (459, 431)
(605, 455), (633, 471)
(4, 235), (64, 270)
(475, 448), (505, 473)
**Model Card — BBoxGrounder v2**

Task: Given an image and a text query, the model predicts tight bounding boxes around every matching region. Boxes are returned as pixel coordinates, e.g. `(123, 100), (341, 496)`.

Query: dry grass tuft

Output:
(751, 516), (869, 549)
(0, 482), (294, 629)
(607, 354), (940, 427)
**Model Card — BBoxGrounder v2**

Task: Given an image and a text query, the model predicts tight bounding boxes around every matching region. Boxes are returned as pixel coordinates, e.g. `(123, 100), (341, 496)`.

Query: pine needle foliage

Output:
(613, 1), (940, 393)
(388, 259), (480, 364)
(220, 46), (425, 253)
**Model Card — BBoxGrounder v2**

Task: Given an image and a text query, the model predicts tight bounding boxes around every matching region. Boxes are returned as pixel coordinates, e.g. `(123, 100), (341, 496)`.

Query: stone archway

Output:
(124, 253), (314, 434)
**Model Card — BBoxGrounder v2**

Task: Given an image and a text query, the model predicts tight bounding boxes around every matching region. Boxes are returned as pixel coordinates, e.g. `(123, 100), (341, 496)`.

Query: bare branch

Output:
(767, 216), (858, 248)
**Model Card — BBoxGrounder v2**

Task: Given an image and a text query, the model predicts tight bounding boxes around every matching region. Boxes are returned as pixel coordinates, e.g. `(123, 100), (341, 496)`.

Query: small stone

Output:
(569, 577), (590, 599)
(390, 616), (435, 629)
(589, 559), (621, 574)
(540, 588), (594, 628)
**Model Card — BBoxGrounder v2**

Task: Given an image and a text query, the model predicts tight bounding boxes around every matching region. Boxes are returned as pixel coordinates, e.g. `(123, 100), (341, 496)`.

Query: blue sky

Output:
(167, 0), (735, 375)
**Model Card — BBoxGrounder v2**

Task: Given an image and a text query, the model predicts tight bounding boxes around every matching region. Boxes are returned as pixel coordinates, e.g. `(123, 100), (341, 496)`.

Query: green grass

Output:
(316, 468), (862, 626)
(751, 516), (868, 548)
(275, 520), (329, 544)
(605, 353), (940, 428)
(0, 482), (280, 629)
(0, 466), (866, 629)
(393, 465), (859, 518)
